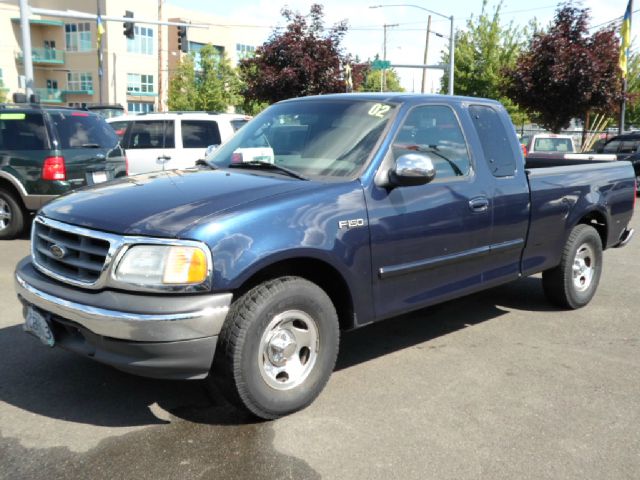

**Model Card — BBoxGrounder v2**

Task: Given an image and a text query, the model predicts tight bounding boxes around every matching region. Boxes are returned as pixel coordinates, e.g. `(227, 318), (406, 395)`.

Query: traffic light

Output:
(123, 11), (134, 40)
(177, 26), (188, 53)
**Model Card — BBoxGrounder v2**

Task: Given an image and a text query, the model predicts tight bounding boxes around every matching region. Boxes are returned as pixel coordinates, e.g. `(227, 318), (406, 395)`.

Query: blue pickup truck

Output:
(15, 94), (636, 419)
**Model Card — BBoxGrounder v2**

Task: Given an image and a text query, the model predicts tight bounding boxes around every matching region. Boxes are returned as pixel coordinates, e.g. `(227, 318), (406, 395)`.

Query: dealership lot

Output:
(1, 207), (639, 480)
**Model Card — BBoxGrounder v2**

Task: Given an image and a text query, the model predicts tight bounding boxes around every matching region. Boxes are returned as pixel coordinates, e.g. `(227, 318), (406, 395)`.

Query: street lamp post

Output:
(370, 4), (454, 95)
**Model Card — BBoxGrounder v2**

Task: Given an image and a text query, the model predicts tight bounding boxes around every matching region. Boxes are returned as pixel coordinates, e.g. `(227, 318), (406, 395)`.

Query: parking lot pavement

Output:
(1, 210), (639, 480)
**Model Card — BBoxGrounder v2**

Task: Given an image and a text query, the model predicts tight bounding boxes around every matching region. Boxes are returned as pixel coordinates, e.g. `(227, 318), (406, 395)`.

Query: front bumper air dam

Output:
(14, 257), (232, 380)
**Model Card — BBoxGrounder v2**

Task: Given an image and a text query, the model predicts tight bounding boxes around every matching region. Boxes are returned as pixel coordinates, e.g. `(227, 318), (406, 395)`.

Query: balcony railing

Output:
(16, 48), (65, 65)
(34, 88), (63, 103)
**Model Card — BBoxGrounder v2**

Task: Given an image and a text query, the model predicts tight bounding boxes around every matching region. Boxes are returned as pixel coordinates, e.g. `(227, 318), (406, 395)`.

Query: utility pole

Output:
(19, 0), (34, 97)
(448, 15), (455, 96)
(382, 23), (398, 92)
(157, 0), (163, 112)
(96, 0), (103, 103)
(421, 15), (431, 94)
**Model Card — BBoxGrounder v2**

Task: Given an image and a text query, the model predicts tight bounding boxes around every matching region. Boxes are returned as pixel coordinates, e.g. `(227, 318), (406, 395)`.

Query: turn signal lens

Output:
(163, 247), (208, 284)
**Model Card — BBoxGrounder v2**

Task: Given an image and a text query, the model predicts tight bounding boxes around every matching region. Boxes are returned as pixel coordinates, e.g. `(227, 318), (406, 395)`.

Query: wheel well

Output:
(236, 258), (356, 331)
(578, 211), (607, 247)
(0, 178), (25, 210)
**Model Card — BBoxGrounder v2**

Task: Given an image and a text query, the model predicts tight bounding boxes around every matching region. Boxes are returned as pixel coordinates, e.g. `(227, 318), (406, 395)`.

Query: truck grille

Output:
(33, 220), (111, 284)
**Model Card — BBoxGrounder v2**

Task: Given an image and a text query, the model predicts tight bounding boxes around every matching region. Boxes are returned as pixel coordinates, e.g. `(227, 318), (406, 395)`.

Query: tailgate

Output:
(48, 111), (126, 187)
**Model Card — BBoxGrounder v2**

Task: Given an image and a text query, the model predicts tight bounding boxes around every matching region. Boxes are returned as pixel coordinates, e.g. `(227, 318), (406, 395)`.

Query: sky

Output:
(168, 0), (631, 92)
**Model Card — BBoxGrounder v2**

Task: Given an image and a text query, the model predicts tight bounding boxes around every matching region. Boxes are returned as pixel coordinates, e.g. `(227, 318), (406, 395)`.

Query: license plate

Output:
(23, 306), (55, 347)
(92, 171), (108, 184)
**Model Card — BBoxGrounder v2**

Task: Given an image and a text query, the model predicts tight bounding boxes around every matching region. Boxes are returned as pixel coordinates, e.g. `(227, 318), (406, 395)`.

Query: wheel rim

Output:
(258, 310), (319, 391)
(572, 243), (595, 292)
(0, 198), (12, 231)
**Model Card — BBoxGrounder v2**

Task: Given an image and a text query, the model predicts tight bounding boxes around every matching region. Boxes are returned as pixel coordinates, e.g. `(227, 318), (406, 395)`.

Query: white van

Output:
(107, 112), (251, 175)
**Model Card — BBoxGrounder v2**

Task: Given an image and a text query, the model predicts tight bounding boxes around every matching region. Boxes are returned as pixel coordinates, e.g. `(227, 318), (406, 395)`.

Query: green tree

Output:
(195, 45), (242, 112)
(168, 54), (196, 111)
(168, 46), (242, 112)
(360, 68), (404, 92)
(623, 51), (640, 128)
(440, 0), (530, 125)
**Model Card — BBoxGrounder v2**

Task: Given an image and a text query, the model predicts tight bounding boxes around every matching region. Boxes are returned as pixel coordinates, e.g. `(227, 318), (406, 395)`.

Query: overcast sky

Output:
(169, 0), (632, 92)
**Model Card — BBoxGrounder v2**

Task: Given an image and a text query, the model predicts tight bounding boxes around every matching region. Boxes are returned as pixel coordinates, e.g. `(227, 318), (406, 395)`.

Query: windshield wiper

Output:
(81, 143), (101, 148)
(401, 144), (464, 176)
(196, 159), (217, 170)
(228, 161), (309, 180)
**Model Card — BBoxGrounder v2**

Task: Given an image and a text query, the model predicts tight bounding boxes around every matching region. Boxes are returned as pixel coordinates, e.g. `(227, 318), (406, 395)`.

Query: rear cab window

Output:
(0, 112), (50, 150)
(49, 111), (118, 149)
(181, 120), (221, 148)
(469, 105), (518, 177)
(392, 104), (471, 179)
(533, 137), (573, 152)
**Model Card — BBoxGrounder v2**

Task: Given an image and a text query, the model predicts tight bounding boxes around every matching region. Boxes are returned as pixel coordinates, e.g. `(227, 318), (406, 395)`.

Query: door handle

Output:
(469, 197), (489, 213)
(157, 155), (171, 162)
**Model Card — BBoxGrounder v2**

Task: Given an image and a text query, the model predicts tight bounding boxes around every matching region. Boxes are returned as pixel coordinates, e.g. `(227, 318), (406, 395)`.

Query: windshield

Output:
(208, 99), (396, 179)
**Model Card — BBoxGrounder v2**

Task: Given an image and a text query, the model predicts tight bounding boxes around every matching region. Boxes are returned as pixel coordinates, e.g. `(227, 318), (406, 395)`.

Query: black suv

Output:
(596, 132), (640, 194)
(0, 104), (127, 239)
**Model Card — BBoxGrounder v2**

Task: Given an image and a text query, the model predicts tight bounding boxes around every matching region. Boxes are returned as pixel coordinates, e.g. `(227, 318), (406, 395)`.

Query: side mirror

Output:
(388, 153), (436, 187)
(205, 144), (219, 157)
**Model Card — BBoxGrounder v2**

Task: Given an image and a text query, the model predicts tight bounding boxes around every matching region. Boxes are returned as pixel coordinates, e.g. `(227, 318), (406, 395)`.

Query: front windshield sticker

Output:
(0, 113), (26, 120)
(368, 104), (391, 118)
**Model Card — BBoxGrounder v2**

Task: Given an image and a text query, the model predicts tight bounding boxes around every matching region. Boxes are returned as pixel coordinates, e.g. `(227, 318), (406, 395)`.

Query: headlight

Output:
(114, 245), (209, 286)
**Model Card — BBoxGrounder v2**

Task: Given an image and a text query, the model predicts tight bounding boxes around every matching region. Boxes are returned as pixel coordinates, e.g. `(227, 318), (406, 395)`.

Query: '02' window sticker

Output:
(368, 103), (391, 118)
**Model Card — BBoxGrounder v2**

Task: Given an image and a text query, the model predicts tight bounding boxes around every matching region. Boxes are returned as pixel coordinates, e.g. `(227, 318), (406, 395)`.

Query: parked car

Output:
(85, 104), (125, 120)
(526, 133), (577, 154)
(15, 94), (635, 419)
(0, 104), (127, 239)
(107, 112), (251, 175)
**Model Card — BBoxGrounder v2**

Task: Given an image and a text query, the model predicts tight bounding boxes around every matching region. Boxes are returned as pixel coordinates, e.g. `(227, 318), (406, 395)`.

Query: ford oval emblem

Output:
(49, 244), (67, 259)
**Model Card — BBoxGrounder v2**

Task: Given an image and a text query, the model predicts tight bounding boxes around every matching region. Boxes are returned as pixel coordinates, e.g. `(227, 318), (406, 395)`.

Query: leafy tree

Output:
(623, 51), (640, 128)
(360, 68), (404, 92)
(504, 3), (622, 132)
(440, 1), (530, 125)
(168, 54), (196, 111)
(195, 45), (242, 112)
(239, 4), (351, 103)
(168, 46), (241, 112)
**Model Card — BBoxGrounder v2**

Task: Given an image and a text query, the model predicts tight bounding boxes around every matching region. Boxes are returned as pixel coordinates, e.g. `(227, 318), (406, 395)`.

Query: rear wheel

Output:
(0, 188), (25, 240)
(210, 276), (339, 420)
(542, 224), (603, 309)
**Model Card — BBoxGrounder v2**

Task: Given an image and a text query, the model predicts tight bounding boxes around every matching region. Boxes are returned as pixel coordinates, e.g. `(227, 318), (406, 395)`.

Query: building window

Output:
(236, 43), (255, 60)
(67, 72), (93, 92)
(188, 42), (224, 71)
(127, 74), (154, 94)
(127, 26), (154, 55)
(65, 23), (92, 52)
(128, 102), (154, 114)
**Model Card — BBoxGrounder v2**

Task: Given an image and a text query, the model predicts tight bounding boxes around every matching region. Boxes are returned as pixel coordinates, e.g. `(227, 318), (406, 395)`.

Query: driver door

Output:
(365, 104), (494, 320)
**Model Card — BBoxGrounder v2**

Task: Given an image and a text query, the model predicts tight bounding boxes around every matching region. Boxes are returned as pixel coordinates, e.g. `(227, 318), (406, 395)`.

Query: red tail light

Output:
(42, 156), (66, 181)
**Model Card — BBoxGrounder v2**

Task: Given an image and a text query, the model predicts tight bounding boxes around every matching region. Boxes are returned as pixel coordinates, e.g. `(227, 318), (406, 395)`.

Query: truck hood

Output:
(40, 169), (312, 237)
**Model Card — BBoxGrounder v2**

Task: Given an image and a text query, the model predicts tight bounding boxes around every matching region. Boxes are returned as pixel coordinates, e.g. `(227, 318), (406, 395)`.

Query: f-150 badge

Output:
(338, 219), (366, 229)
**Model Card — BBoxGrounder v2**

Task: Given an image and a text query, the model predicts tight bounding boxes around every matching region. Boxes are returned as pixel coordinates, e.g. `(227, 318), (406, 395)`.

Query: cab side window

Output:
(469, 105), (518, 177)
(392, 105), (471, 179)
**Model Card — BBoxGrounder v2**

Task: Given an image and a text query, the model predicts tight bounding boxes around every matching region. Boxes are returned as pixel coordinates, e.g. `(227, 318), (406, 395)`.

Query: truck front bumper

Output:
(14, 257), (232, 380)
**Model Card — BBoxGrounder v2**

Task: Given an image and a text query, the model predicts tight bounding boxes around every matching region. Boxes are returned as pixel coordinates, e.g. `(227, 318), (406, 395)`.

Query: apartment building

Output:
(0, 0), (263, 112)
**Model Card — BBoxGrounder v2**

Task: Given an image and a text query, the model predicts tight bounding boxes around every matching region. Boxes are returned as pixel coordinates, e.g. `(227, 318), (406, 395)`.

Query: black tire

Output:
(0, 188), (25, 240)
(209, 276), (340, 420)
(542, 224), (603, 309)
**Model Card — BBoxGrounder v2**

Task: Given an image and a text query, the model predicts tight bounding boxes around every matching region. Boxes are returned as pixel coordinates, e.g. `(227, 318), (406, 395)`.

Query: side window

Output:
(128, 121), (174, 149)
(469, 105), (518, 177)
(108, 121), (129, 142)
(0, 113), (49, 150)
(392, 105), (471, 179)
(181, 120), (221, 148)
(618, 140), (638, 154)
(602, 139), (621, 153)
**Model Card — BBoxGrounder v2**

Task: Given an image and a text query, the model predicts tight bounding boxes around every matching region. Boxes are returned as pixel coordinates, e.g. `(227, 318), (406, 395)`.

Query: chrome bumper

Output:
(15, 273), (232, 342)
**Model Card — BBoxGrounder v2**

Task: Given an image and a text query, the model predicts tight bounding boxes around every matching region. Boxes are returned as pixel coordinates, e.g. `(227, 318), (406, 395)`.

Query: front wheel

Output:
(209, 277), (340, 419)
(542, 224), (603, 309)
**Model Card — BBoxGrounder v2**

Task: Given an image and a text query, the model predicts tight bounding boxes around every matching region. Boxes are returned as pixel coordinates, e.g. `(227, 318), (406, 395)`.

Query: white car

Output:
(107, 112), (251, 175)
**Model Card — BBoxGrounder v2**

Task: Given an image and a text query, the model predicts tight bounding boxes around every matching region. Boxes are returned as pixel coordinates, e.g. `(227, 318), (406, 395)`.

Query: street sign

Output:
(371, 60), (391, 70)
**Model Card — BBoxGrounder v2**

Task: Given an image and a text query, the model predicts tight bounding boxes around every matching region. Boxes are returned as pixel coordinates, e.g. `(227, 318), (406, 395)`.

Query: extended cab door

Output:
(365, 104), (493, 320)
(124, 120), (174, 174)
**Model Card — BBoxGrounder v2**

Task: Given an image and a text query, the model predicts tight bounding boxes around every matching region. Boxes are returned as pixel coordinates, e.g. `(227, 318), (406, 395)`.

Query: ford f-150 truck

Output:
(15, 94), (636, 419)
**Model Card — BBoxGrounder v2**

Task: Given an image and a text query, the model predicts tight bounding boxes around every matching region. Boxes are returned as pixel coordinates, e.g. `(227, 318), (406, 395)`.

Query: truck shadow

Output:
(0, 277), (558, 429)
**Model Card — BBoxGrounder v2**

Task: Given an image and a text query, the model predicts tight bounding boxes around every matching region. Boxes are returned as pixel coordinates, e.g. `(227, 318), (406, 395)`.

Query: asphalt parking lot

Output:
(1, 208), (639, 480)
